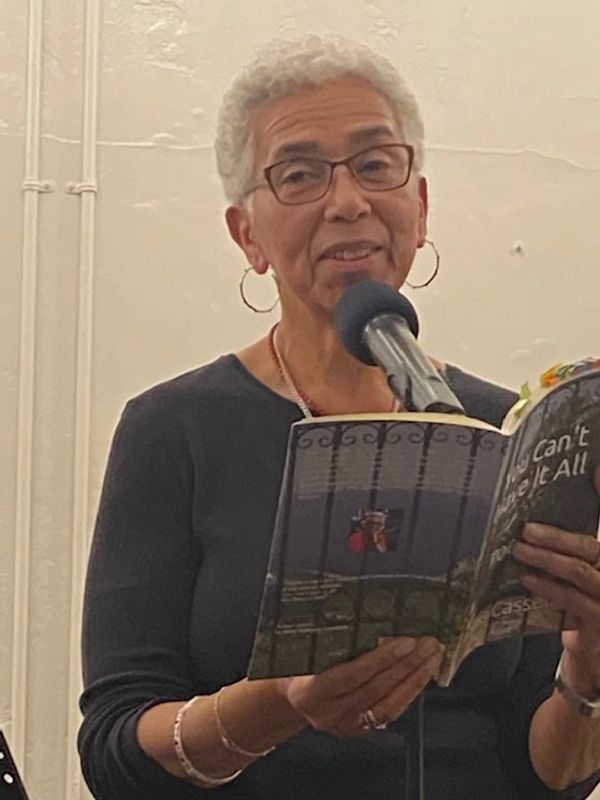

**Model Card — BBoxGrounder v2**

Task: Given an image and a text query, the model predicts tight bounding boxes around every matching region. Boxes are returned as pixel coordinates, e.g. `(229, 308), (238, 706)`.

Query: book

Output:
(248, 358), (600, 686)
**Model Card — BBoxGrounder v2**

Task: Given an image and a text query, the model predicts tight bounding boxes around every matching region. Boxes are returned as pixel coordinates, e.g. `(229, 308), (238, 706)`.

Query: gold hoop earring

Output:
(239, 267), (280, 313)
(405, 239), (440, 289)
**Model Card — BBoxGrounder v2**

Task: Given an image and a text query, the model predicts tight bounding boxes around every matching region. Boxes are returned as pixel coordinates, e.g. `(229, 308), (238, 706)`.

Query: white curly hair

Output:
(214, 34), (425, 206)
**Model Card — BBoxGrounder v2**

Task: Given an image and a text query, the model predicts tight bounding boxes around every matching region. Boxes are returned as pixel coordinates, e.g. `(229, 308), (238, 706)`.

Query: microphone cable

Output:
(404, 693), (426, 800)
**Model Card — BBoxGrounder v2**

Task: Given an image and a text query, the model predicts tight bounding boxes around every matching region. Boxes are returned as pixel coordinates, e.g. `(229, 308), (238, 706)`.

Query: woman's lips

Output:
(321, 247), (383, 266)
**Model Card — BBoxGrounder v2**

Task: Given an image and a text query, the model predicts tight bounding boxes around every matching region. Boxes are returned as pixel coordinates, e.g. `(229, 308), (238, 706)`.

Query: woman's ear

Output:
(225, 205), (269, 274)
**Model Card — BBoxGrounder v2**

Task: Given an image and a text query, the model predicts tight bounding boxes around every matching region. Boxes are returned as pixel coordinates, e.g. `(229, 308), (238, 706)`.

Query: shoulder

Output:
(443, 363), (519, 428)
(112, 353), (292, 452)
(102, 355), (256, 458)
(100, 356), (260, 482)
(123, 354), (250, 421)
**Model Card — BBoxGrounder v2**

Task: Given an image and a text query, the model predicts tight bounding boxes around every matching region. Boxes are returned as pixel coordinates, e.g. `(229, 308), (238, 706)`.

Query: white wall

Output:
(1, 1), (599, 798)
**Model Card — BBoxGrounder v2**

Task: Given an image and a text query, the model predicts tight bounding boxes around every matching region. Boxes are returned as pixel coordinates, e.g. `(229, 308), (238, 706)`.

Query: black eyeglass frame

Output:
(246, 143), (415, 206)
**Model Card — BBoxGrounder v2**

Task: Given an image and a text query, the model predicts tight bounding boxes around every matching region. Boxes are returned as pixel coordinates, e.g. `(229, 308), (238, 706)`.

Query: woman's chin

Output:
(327, 267), (398, 293)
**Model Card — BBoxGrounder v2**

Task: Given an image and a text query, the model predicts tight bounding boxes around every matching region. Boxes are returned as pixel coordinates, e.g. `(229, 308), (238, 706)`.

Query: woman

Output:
(78, 35), (600, 799)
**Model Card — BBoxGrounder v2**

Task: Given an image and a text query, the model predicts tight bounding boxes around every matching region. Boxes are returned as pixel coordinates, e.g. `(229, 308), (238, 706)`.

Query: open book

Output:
(248, 359), (600, 686)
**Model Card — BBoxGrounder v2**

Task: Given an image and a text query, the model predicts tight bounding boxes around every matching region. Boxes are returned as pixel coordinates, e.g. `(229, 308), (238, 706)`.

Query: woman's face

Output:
(226, 76), (428, 318)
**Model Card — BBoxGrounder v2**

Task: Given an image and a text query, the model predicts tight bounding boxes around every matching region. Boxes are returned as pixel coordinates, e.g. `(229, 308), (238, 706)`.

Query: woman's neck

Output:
(273, 315), (401, 415)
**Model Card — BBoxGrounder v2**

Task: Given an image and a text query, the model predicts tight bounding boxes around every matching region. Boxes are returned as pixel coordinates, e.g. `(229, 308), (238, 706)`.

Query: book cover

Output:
(248, 363), (600, 685)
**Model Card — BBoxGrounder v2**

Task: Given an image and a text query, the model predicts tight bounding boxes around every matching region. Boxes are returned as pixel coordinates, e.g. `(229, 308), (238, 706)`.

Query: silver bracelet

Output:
(214, 687), (276, 758)
(554, 652), (600, 719)
(173, 696), (243, 787)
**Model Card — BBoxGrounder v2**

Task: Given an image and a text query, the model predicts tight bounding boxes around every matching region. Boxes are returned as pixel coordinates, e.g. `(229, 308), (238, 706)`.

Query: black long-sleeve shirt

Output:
(78, 355), (600, 799)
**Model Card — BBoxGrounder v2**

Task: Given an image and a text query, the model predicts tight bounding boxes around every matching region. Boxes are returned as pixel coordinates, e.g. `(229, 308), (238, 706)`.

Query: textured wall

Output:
(1, 1), (599, 798)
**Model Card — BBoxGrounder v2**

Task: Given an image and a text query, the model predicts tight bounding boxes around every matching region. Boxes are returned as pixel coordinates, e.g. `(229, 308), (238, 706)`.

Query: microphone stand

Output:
(0, 730), (30, 799)
(404, 694), (426, 800)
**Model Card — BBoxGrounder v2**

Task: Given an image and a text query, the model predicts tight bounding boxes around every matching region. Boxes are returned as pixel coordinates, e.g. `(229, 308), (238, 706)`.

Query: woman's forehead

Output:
(250, 78), (403, 165)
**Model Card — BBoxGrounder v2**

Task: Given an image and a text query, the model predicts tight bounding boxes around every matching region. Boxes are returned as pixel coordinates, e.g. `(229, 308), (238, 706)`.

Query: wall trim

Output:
(12, 0), (46, 773)
(65, 0), (102, 797)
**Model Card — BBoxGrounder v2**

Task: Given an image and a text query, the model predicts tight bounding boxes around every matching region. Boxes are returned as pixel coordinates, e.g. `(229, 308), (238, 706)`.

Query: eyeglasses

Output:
(251, 143), (414, 206)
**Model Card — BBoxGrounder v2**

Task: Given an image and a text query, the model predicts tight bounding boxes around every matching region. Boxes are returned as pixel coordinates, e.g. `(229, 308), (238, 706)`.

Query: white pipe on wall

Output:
(65, 0), (102, 797)
(13, 0), (48, 774)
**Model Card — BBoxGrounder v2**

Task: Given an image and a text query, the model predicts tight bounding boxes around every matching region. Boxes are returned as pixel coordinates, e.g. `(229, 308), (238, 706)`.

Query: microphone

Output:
(335, 280), (464, 414)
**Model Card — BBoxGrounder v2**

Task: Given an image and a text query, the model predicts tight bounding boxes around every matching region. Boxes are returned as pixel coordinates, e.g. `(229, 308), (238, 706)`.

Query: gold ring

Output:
(359, 708), (388, 730)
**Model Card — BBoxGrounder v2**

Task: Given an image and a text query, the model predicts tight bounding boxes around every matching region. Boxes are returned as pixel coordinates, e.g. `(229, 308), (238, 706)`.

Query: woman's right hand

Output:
(274, 636), (444, 737)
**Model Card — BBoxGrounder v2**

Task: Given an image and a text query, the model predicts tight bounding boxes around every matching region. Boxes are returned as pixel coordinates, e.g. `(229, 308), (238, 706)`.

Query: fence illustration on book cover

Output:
(250, 417), (506, 678)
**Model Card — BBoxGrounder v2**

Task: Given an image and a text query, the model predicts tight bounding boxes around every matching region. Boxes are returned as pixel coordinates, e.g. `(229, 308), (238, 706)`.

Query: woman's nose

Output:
(322, 165), (372, 222)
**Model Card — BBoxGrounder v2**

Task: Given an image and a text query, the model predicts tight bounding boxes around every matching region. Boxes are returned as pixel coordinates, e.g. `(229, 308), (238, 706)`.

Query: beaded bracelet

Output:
(214, 687), (276, 758)
(173, 696), (242, 787)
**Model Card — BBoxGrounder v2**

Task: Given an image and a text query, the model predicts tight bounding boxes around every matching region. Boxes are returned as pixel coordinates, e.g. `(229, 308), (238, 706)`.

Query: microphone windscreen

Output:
(335, 280), (420, 365)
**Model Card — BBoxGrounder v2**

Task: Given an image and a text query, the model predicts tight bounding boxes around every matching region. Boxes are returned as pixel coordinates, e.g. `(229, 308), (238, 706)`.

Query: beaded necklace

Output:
(268, 324), (401, 419)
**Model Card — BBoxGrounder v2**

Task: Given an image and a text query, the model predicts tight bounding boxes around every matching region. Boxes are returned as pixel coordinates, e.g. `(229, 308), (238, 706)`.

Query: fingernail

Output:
(395, 638), (417, 657)
(512, 541), (532, 560)
(417, 637), (441, 657)
(523, 523), (546, 541)
(521, 573), (539, 586)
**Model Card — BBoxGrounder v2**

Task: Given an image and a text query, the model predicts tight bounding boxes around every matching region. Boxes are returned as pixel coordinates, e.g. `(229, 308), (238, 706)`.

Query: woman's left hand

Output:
(513, 466), (600, 688)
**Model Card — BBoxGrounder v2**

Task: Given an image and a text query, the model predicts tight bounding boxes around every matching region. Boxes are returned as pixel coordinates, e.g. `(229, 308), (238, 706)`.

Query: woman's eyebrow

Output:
(270, 124), (397, 162)
(271, 140), (323, 161)
(346, 124), (396, 148)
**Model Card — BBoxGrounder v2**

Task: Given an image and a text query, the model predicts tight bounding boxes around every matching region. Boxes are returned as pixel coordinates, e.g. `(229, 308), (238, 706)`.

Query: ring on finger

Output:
(359, 708), (388, 731)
